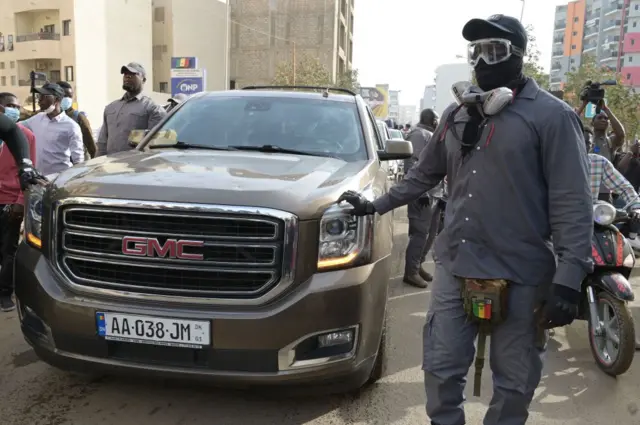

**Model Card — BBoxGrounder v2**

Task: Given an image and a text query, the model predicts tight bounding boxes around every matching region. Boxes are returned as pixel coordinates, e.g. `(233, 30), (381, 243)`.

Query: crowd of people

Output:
(0, 62), (172, 312)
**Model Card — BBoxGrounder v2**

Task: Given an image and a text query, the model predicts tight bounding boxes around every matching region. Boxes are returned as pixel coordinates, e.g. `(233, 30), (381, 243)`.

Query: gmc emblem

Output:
(122, 236), (205, 260)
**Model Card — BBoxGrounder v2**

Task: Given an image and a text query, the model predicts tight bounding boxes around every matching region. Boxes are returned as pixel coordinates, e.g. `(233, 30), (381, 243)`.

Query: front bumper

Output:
(15, 242), (390, 389)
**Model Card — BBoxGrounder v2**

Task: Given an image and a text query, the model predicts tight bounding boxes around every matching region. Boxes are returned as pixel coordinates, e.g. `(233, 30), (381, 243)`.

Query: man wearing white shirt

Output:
(20, 83), (84, 175)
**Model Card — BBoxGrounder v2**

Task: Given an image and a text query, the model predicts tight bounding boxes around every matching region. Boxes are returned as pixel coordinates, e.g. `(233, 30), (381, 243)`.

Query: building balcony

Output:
(12, 0), (60, 13)
(584, 25), (599, 37)
(604, 3), (623, 16)
(602, 20), (621, 31)
(553, 36), (564, 44)
(554, 20), (566, 30)
(13, 32), (61, 60)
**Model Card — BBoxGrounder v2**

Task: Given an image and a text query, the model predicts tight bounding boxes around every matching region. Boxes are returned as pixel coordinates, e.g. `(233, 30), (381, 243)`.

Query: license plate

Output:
(96, 312), (210, 349)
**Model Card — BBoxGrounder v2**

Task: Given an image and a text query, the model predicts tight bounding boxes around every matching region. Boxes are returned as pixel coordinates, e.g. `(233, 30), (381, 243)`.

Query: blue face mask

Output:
(60, 97), (73, 111)
(4, 107), (20, 123)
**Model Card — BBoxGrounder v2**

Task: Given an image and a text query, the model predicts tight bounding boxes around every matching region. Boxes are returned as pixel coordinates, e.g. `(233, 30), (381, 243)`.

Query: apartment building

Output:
(398, 105), (417, 125)
(550, 0), (640, 90)
(0, 0), (155, 126)
(229, 0), (354, 88)
(388, 90), (400, 120)
(151, 0), (229, 93)
(434, 62), (472, 115)
(420, 84), (436, 112)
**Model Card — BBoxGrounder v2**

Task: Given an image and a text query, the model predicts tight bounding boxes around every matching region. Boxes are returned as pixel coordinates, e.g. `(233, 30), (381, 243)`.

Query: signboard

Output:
(585, 99), (607, 118)
(171, 57), (197, 69)
(359, 84), (389, 118)
(170, 68), (204, 97)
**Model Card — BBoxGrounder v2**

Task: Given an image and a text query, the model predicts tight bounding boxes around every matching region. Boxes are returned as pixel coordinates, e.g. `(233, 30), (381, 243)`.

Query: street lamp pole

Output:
(520, 0), (525, 22)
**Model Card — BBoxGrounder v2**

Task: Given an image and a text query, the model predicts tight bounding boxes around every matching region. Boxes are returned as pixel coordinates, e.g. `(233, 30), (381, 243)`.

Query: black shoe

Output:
(403, 274), (429, 288)
(419, 265), (433, 282)
(0, 296), (15, 312)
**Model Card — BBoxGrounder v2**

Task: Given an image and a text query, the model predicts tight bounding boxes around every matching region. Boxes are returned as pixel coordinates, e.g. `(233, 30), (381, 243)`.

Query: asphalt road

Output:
(1, 210), (640, 425)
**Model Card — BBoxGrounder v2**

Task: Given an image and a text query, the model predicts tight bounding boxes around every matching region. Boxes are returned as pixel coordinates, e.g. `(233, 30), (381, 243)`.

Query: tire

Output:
(366, 315), (387, 385)
(588, 291), (636, 376)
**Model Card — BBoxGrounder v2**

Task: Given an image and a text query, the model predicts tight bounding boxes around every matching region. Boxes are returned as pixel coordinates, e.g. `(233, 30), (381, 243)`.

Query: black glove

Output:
(418, 195), (431, 207)
(18, 160), (47, 191)
(539, 284), (580, 329)
(337, 190), (376, 216)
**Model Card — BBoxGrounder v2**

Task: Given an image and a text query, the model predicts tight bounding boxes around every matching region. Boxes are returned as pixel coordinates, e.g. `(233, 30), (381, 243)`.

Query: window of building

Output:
(635, 21), (638, 28)
(9, 61), (14, 68)
(154, 7), (165, 22)
(570, 58), (575, 63)
(636, 4), (639, 10)
(10, 76), (15, 86)
(633, 39), (636, 45)
(0, 62), (4, 69)
(574, 16), (579, 22)
(628, 73), (632, 79)
(572, 44), (576, 49)
(159, 82), (168, 93)
(50, 70), (61, 82)
(230, 80), (236, 89)
(573, 31), (578, 36)
(63, 20), (71, 36)
(65, 66), (74, 81)
(43, 24), (55, 33)
(1, 77), (5, 86)
(270, 16), (276, 46)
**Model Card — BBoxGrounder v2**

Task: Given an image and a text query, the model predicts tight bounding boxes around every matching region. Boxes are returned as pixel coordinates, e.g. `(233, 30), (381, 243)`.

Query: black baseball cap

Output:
(121, 62), (146, 78)
(462, 14), (528, 51)
(33, 83), (65, 98)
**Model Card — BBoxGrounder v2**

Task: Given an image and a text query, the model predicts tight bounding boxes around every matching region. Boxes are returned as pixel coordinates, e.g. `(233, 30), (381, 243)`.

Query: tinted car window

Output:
(376, 121), (389, 141)
(151, 95), (367, 162)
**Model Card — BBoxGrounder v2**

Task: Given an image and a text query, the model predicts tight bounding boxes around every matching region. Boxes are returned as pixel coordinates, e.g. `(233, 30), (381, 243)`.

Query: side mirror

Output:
(378, 138), (413, 161)
(128, 129), (150, 147)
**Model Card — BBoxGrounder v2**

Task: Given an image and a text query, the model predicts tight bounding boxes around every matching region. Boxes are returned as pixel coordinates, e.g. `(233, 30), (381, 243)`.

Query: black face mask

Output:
(474, 55), (524, 91)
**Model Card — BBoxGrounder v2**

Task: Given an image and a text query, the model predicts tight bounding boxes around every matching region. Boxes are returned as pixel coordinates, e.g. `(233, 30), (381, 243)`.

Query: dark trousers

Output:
(405, 200), (431, 275)
(0, 205), (24, 297)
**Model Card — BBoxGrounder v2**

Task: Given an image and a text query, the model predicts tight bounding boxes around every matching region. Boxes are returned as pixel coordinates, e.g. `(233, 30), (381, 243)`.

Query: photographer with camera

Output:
(576, 80), (625, 202)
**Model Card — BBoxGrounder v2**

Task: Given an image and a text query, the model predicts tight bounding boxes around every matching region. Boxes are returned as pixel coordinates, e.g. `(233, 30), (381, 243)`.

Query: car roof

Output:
(192, 89), (358, 104)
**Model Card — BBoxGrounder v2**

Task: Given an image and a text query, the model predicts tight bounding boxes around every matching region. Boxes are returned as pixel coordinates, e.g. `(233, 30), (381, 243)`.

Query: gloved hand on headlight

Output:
(337, 190), (376, 216)
(18, 160), (47, 191)
(539, 284), (580, 329)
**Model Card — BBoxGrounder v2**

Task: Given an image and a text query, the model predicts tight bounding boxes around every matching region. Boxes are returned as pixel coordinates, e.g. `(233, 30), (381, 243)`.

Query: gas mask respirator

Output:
(451, 81), (513, 117)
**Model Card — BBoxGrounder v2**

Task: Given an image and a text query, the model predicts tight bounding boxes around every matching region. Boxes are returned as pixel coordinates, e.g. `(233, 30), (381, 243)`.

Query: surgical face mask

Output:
(3, 107), (20, 123)
(60, 97), (73, 111)
(43, 104), (55, 114)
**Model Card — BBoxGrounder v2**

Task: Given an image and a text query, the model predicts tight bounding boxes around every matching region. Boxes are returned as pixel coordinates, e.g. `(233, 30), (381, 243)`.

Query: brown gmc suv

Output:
(15, 86), (412, 393)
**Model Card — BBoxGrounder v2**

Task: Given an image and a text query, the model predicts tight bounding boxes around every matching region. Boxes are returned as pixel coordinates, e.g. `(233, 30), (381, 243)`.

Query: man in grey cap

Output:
(337, 14), (592, 425)
(97, 62), (166, 156)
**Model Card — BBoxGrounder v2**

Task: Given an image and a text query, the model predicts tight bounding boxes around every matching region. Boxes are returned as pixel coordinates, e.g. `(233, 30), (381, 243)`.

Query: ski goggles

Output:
(467, 38), (524, 67)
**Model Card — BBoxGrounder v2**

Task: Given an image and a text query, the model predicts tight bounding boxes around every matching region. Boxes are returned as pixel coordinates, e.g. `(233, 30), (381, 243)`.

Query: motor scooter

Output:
(581, 201), (637, 375)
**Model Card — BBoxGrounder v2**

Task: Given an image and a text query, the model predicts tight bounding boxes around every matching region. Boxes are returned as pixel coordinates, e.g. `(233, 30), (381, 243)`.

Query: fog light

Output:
(318, 329), (354, 348)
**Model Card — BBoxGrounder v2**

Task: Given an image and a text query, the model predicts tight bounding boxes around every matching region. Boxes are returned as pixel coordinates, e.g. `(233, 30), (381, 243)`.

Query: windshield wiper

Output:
(149, 141), (238, 151)
(227, 144), (338, 158)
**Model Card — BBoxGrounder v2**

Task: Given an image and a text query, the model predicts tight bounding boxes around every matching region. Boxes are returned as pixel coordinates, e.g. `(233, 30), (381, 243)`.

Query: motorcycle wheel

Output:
(588, 291), (636, 376)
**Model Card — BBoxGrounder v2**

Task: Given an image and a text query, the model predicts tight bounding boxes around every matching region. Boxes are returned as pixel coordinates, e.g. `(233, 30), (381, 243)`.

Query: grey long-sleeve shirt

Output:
(404, 123), (432, 173)
(97, 92), (167, 156)
(373, 79), (594, 291)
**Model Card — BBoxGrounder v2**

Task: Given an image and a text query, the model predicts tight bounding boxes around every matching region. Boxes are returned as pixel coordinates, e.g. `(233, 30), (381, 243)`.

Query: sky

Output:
(352, 0), (569, 106)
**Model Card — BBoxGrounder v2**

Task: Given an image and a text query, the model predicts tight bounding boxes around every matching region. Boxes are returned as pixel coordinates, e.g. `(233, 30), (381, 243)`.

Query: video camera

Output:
(580, 80), (616, 113)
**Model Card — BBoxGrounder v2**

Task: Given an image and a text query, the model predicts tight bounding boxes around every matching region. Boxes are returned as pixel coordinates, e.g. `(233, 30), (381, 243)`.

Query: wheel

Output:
(366, 315), (387, 385)
(587, 291), (636, 376)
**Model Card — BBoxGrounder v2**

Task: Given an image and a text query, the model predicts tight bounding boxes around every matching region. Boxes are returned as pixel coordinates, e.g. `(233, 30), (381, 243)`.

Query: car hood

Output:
(50, 150), (371, 219)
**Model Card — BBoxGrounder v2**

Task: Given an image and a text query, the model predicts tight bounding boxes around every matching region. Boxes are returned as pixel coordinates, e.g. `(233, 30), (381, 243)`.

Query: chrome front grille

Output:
(53, 199), (298, 304)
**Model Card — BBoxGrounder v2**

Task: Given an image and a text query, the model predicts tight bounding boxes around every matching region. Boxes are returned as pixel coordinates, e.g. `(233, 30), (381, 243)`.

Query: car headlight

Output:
(317, 188), (374, 271)
(24, 185), (45, 249)
(593, 203), (616, 226)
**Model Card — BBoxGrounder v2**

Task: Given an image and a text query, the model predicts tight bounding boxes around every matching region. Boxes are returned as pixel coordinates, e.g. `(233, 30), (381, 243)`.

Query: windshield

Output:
(376, 121), (388, 140)
(389, 129), (403, 139)
(146, 95), (367, 162)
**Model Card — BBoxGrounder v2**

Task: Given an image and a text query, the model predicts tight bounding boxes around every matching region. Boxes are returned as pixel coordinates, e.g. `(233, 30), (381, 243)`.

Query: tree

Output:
(272, 53), (360, 92)
(564, 54), (640, 140)
(522, 25), (549, 90)
(471, 25), (549, 89)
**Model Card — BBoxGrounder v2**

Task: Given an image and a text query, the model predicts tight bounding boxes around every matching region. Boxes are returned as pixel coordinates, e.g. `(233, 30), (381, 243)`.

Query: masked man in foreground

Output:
(338, 15), (592, 425)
